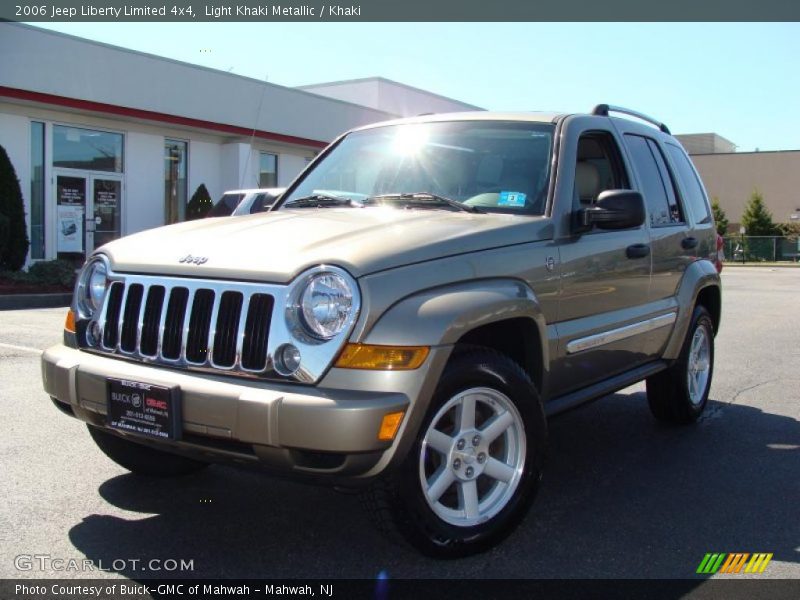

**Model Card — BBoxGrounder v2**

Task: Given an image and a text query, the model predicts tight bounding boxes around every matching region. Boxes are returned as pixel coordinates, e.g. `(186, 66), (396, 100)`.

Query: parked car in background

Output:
(206, 188), (285, 217)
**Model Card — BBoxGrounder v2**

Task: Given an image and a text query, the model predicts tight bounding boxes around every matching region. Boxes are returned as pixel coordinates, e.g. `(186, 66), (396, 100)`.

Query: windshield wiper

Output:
(367, 192), (482, 213)
(283, 193), (363, 208)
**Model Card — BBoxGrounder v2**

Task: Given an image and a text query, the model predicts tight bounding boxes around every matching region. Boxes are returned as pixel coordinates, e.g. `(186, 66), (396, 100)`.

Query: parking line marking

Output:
(0, 342), (43, 355)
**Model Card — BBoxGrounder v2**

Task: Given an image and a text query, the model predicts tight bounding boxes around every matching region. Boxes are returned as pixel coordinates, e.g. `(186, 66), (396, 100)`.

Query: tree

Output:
(186, 184), (213, 220)
(710, 197), (729, 236)
(741, 190), (777, 236)
(0, 144), (29, 271)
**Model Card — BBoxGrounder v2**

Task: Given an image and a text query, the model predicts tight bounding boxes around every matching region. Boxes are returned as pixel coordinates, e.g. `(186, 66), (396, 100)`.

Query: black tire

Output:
(87, 425), (209, 477)
(363, 347), (547, 558)
(647, 305), (715, 424)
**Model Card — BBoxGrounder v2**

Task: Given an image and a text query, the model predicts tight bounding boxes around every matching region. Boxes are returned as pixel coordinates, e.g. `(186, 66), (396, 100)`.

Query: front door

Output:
(55, 171), (122, 259)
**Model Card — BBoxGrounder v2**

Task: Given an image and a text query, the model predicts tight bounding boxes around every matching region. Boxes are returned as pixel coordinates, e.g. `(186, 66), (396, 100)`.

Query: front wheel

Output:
(647, 305), (715, 424)
(363, 348), (547, 558)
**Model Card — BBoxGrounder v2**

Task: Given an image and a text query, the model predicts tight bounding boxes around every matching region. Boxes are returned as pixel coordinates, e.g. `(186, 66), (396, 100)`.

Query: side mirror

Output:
(577, 190), (645, 231)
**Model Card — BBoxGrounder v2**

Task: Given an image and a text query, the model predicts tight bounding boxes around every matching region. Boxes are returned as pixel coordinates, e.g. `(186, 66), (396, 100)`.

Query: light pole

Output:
(739, 226), (746, 264)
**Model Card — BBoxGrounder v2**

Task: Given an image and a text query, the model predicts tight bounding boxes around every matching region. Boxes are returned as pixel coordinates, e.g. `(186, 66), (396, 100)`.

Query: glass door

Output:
(55, 172), (87, 259)
(54, 171), (123, 259)
(91, 176), (122, 250)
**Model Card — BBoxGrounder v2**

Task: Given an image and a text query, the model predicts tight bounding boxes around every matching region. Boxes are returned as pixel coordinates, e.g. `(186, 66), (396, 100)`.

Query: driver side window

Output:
(574, 131), (629, 209)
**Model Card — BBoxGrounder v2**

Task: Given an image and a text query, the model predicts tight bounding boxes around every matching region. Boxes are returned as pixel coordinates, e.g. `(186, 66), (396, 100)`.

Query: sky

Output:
(32, 22), (800, 152)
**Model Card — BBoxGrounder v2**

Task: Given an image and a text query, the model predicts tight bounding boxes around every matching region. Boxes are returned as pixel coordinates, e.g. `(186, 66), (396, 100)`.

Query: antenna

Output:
(239, 74), (270, 189)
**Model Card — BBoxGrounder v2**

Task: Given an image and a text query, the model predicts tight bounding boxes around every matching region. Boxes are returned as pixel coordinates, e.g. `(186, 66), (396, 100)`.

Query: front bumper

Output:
(41, 344), (448, 483)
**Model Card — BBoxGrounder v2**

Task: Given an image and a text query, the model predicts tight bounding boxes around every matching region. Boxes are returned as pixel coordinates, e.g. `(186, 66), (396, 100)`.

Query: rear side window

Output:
(664, 144), (711, 224)
(624, 135), (683, 226)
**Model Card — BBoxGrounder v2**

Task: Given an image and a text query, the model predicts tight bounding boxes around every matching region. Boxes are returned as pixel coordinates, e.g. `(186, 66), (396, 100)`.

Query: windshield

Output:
(279, 120), (555, 215)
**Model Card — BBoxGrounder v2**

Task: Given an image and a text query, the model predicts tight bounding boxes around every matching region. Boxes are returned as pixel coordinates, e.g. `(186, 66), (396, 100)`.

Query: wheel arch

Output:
(662, 260), (722, 361)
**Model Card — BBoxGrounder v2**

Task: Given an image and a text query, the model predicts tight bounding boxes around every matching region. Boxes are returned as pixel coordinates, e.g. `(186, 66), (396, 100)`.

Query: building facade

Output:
(0, 24), (478, 266)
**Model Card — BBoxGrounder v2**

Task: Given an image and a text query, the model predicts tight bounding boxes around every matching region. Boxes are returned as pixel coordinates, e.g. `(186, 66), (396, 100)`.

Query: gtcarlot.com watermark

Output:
(15, 554), (194, 573)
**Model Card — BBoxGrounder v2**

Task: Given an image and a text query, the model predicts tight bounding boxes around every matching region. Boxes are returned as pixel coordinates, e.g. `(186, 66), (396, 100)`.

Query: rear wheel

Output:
(363, 348), (546, 558)
(647, 305), (715, 424)
(87, 425), (209, 477)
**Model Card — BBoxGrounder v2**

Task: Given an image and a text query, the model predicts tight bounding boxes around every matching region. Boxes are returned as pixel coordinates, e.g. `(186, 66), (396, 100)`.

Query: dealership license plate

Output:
(107, 378), (181, 440)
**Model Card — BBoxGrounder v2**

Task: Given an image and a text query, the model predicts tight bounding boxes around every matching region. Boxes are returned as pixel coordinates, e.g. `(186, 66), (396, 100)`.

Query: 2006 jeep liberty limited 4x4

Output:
(43, 105), (721, 557)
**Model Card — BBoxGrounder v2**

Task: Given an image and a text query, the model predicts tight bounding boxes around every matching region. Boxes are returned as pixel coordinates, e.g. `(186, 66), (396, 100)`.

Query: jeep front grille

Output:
(92, 277), (275, 374)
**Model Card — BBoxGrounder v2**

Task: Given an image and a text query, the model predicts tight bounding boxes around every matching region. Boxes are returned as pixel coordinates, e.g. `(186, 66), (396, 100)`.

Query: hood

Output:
(100, 208), (553, 283)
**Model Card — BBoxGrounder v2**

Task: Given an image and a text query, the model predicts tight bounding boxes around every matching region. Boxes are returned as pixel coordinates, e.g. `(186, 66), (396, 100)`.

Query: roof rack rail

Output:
(591, 104), (671, 135)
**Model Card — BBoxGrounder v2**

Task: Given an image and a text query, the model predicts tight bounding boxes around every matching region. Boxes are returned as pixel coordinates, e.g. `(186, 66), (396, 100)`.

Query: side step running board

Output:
(545, 361), (668, 417)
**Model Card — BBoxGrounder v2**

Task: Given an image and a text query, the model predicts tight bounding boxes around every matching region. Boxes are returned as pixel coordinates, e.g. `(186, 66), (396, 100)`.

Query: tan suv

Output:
(42, 106), (721, 557)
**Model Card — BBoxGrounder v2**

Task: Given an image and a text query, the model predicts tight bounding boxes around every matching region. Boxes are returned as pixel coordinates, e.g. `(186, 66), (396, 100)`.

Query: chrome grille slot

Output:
(162, 287), (189, 360)
(242, 294), (273, 371)
(140, 286), (165, 357)
(119, 284), (144, 352)
(212, 291), (243, 368)
(186, 289), (215, 364)
(102, 282), (124, 348)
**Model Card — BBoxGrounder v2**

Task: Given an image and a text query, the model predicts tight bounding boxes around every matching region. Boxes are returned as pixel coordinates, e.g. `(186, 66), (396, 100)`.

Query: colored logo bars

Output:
(697, 553), (773, 575)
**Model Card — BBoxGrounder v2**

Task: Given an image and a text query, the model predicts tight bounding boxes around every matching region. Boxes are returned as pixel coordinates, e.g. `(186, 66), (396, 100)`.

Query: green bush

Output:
(27, 259), (77, 286)
(0, 144), (29, 271)
(0, 259), (77, 287)
(186, 183), (213, 220)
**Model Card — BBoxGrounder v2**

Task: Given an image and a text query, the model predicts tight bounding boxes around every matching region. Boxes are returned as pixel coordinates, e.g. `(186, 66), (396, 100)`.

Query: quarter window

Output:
(665, 143), (712, 223)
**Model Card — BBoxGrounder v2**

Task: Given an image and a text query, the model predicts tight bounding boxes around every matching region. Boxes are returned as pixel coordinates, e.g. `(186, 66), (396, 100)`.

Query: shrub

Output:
(27, 259), (77, 286)
(741, 190), (777, 236)
(0, 144), (29, 270)
(186, 184), (213, 220)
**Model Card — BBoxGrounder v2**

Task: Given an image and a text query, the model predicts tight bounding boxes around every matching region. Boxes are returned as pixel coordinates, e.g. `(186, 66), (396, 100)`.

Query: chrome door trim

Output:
(566, 312), (677, 355)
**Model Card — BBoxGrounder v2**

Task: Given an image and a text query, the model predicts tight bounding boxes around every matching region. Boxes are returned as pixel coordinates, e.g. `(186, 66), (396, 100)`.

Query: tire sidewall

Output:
(393, 349), (547, 557)
(679, 307), (715, 418)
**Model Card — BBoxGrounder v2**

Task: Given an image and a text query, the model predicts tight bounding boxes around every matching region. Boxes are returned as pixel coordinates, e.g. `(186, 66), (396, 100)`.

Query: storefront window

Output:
(30, 122), (45, 259)
(53, 125), (123, 172)
(164, 139), (187, 223)
(259, 152), (278, 187)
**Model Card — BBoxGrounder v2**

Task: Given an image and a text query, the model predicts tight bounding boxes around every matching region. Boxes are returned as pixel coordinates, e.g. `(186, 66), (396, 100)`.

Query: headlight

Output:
(293, 269), (356, 340)
(76, 256), (109, 317)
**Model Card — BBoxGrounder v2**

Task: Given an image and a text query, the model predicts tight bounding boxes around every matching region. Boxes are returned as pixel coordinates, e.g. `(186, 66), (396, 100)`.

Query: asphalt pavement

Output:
(0, 267), (797, 582)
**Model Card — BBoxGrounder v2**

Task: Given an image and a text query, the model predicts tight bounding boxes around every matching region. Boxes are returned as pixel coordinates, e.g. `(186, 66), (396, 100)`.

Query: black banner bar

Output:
(3, 0), (800, 22)
(3, 579), (800, 600)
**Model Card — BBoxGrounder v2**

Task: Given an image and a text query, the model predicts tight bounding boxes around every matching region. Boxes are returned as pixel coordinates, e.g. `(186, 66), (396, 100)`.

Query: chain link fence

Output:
(723, 236), (800, 263)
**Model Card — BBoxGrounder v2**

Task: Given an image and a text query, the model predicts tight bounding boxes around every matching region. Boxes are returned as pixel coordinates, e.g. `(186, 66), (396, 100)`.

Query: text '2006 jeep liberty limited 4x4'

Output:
(43, 105), (721, 557)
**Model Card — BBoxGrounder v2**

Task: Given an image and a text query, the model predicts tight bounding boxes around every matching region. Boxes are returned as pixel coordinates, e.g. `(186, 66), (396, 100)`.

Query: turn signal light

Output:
(378, 411), (406, 441)
(335, 344), (429, 370)
(64, 309), (76, 333)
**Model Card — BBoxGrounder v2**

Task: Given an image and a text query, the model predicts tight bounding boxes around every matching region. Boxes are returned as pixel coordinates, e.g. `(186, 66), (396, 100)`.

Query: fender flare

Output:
(662, 260), (722, 361)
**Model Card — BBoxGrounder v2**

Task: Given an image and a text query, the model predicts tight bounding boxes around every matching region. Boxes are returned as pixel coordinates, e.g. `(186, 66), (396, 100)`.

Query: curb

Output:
(723, 263), (800, 269)
(0, 293), (71, 311)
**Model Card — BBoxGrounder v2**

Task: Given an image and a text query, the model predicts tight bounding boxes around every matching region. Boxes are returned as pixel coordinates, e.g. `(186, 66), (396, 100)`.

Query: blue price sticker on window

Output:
(498, 191), (526, 207)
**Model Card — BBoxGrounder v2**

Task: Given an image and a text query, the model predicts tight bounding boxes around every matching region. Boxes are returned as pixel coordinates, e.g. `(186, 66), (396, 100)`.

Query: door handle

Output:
(626, 243), (650, 259)
(681, 237), (698, 249)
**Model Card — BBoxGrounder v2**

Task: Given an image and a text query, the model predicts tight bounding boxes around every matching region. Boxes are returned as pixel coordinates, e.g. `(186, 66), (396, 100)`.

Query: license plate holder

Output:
(106, 378), (181, 440)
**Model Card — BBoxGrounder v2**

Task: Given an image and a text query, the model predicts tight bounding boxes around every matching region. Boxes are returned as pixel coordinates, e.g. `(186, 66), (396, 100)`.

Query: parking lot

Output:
(0, 267), (797, 581)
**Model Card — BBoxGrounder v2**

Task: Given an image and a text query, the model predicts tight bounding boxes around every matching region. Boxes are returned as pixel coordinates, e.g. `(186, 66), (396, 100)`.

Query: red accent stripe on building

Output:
(0, 85), (329, 149)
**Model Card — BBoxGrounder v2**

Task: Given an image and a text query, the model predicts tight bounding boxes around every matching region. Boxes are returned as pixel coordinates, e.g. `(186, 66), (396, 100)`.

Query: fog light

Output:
(275, 343), (301, 375)
(87, 321), (102, 346)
